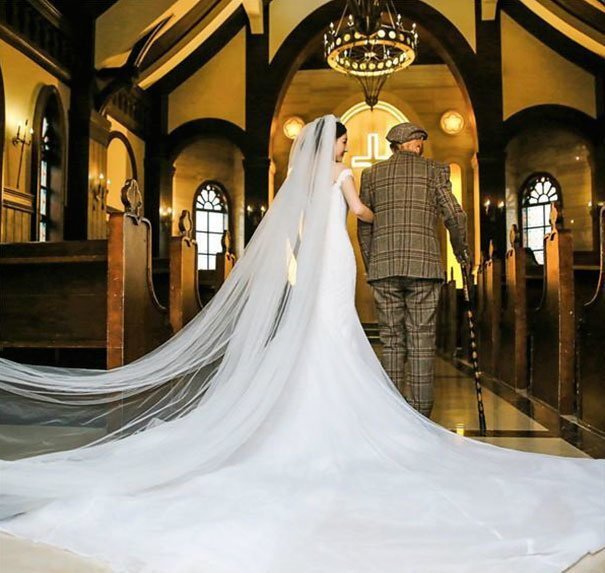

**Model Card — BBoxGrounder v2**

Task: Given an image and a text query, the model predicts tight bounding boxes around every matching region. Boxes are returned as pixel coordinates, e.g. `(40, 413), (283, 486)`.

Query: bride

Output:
(0, 115), (603, 573)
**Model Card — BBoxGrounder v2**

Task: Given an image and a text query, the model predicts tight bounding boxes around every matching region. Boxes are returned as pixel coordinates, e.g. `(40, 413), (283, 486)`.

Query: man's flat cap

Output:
(386, 122), (428, 144)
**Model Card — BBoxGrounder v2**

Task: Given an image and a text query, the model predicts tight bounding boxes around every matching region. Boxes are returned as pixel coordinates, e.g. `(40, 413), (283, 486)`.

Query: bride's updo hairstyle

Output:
(336, 121), (347, 139)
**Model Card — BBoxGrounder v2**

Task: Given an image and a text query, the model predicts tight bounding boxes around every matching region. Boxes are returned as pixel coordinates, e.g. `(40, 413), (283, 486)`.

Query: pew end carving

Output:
(169, 210), (203, 332)
(530, 203), (575, 414)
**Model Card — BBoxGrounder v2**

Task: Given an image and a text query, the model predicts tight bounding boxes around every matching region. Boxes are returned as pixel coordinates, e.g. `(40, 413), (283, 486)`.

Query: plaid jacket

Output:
(358, 151), (468, 282)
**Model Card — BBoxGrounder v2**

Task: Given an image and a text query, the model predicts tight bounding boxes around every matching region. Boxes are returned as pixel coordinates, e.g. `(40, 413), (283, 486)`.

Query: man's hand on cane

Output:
(456, 248), (473, 278)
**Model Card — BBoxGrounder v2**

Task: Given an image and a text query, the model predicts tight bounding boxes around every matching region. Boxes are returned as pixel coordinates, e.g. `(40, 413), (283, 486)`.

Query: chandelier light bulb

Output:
(323, 0), (419, 109)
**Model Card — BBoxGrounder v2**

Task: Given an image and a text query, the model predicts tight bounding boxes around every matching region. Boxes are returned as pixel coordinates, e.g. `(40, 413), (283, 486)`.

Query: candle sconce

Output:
(159, 205), (173, 228)
(481, 197), (506, 259)
(246, 203), (267, 227)
(91, 173), (108, 211)
(587, 200), (604, 215)
(12, 119), (34, 189)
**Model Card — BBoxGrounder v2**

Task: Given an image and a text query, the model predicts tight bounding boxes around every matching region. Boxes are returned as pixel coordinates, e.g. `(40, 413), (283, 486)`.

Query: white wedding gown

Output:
(0, 117), (604, 572)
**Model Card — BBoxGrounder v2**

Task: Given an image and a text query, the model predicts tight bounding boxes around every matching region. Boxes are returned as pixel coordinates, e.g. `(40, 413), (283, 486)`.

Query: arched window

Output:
(38, 116), (54, 241)
(521, 173), (561, 264)
(31, 86), (65, 241)
(194, 182), (229, 270)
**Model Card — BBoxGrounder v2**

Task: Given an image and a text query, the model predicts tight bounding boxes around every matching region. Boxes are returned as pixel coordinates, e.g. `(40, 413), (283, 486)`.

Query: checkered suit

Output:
(358, 150), (468, 417)
(358, 151), (467, 281)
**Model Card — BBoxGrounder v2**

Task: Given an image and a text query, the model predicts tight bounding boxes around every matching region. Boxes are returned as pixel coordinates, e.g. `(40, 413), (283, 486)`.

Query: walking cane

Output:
(460, 251), (487, 435)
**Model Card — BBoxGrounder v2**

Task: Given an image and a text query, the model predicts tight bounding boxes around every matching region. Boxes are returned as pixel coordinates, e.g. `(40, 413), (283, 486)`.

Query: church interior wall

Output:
(172, 137), (245, 257)
(106, 116), (146, 211)
(0, 38), (69, 200)
(501, 13), (597, 121)
(168, 29), (246, 133)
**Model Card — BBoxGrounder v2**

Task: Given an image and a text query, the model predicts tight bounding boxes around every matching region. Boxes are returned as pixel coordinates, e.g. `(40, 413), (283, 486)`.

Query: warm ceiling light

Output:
(440, 110), (465, 135)
(283, 116), (305, 140)
(324, 0), (418, 109)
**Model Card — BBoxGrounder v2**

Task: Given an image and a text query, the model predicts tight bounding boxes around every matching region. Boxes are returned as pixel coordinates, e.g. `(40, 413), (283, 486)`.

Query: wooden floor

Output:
(1, 358), (604, 572)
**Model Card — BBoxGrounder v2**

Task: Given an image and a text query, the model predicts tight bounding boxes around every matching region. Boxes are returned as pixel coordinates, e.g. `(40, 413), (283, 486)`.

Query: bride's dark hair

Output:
(336, 121), (347, 139)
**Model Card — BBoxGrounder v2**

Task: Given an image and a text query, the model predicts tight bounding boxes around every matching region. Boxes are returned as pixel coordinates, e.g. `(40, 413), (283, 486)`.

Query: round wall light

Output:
(283, 116), (305, 140)
(440, 110), (465, 135)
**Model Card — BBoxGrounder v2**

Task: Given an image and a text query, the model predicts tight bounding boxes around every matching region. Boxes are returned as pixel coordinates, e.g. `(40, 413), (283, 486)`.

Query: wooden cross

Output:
(351, 133), (390, 169)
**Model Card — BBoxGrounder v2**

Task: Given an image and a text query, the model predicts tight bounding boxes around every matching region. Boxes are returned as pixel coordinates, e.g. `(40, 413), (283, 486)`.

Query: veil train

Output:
(0, 116), (603, 573)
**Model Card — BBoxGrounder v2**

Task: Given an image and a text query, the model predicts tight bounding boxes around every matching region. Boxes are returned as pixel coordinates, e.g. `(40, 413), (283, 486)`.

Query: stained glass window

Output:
(38, 117), (52, 242)
(521, 174), (561, 265)
(194, 183), (229, 270)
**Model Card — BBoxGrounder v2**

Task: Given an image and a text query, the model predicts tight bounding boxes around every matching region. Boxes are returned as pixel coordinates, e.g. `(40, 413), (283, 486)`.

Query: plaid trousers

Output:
(372, 277), (442, 417)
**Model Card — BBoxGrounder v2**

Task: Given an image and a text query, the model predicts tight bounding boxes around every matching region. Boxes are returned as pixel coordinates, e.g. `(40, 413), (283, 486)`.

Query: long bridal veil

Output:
(0, 115), (341, 516)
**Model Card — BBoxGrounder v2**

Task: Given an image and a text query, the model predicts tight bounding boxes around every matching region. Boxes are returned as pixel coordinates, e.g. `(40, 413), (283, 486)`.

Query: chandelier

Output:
(324, 1), (419, 108)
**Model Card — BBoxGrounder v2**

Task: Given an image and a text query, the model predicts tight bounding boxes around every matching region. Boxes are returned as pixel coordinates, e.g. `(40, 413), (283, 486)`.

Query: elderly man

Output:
(358, 122), (469, 418)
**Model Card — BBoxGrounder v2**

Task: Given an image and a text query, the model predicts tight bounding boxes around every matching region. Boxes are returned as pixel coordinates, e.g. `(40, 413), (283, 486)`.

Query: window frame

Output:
(519, 172), (562, 265)
(192, 181), (231, 271)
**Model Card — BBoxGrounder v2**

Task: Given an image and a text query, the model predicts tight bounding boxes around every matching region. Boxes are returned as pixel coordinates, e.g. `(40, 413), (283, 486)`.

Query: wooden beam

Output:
(243, 0), (264, 34)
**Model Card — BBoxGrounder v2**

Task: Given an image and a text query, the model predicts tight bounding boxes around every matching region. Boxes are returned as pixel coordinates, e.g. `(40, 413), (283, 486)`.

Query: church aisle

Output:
(430, 359), (592, 459)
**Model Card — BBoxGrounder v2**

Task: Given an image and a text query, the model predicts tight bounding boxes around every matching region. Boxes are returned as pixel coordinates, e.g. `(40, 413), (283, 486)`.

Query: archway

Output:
(106, 131), (139, 212)
(171, 136), (244, 258)
(267, 0), (482, 155)
(167, 118), (251, 165)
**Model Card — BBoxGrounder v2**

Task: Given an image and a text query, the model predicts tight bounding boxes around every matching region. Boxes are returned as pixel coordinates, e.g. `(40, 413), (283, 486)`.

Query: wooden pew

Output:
(442, 269), (457, 358)
(198, 230), (236, 304)
(0, 180), (172, 369)
(578, 206), (605, 433)
(169, 210), (203, 332)
(153, 210), (203, 332)
(530, 204), (575, 414)
(500, 225), (528, 390)
(477, 242), (502, 378)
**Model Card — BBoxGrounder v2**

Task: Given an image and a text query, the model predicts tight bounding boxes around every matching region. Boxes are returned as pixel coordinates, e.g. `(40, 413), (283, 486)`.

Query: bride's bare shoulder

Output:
(331, 162), (348, 181)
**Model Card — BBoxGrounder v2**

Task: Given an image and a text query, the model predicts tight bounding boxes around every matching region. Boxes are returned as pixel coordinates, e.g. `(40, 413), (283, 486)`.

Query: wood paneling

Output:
(1, 186), (34, 243)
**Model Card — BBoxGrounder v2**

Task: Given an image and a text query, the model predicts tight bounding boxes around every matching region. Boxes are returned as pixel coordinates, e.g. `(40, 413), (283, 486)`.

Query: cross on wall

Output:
(351, 133), (391, 169)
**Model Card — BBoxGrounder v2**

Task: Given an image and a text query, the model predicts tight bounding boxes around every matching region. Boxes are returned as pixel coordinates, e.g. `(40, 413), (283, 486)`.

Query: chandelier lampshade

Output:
(324, 0), (419, 108)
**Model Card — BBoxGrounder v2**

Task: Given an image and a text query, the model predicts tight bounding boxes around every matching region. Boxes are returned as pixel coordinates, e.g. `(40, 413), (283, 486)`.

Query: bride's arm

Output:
(341, 175), (374, 223)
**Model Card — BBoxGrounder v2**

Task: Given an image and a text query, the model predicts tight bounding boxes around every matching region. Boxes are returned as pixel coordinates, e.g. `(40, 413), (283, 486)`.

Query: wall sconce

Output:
(12, 119), (34, 189)
(483, 198), (505, 214)
(587, 200), (604, 214)
(159, 205), (173, 227)
(246, 203), (266, 227)
(283, 116), (305, 140)
(91, 173), (108, 211)
(440, 110), (465, 135)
